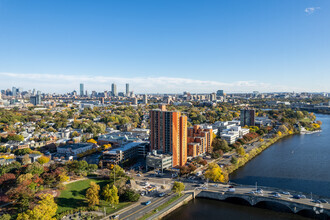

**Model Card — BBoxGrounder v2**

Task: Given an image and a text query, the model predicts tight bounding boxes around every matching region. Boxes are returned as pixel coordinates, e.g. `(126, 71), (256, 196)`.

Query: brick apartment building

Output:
(150, 104), (187, 167)
(187, 125), (213, 157)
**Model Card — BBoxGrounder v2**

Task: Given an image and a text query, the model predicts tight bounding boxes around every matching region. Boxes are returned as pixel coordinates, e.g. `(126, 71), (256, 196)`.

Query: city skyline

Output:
(0, 0), (329, 93)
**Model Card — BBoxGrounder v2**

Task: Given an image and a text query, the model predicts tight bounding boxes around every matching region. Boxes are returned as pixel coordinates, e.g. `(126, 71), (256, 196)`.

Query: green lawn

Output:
(299, 117), (312, 123)
(56, 179), (131, 214)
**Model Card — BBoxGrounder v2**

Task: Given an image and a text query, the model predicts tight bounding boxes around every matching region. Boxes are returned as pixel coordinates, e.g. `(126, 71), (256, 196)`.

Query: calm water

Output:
(165, 114), (330, 220)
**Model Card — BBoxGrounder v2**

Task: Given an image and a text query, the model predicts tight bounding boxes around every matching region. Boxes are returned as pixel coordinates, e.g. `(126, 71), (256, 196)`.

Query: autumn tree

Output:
(16, 193), (57, 220)
(86, 182), (100, 207)
(102, 184), (119, 208)
(236, 147), (246, 156)
(37, 156), (50, 165)
(204, 163), (227, 183)
(172, 181), (185, 195)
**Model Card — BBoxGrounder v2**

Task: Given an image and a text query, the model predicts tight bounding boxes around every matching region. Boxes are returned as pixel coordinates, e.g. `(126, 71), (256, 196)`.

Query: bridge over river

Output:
(189, 183), (330, 218)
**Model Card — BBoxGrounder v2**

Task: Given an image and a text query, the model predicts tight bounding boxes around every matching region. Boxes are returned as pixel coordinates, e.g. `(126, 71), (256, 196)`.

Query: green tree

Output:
(86, 182), (100, 207)
(171, 181), (185, 195)
(122, 189), (140, 202)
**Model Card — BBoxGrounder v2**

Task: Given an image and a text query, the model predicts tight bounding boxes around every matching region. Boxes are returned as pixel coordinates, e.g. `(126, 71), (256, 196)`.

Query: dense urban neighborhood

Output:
(0, 86), (328, 219)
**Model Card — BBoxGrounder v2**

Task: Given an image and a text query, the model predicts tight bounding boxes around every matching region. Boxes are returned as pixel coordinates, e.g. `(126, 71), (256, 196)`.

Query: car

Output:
(319, 199), (328, 204)
(256, 189), (263, 194)
(136, 174), (141, 177)
(292, 195), (301, 199)
(143, 200), (151, 205)
(248, 191), (256, 195)
(311, 200), (321, 203)
(272, 193), (281, 198)
(158, 193), (165, 197)
(281, 191), (290, 195)
(227, 188), (236, 192)
(300, 195), (306, 199)
(229, 185), (234, 188)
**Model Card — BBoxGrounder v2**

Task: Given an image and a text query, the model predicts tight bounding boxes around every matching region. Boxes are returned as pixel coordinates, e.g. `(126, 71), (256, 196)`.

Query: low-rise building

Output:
(146, 151), (172, 172)
(57, 143), (95, 156)
(16, 153), (42, 164)
(102, 141), (147, 167)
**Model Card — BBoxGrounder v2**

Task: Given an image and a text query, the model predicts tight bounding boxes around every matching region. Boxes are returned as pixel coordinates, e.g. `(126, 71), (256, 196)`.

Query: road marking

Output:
(121, 197), (165, 220)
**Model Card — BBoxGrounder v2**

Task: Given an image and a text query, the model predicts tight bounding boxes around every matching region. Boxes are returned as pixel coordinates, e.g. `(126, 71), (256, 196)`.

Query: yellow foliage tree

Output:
(103, 144), (112, 149)
(17, 193), (57, 220)
(277, 131), (282, 136)
(86, 182), (100, 207)
(204, 163), (226, 182)
(37, 156), (50, 165)
(87, 139), (97, 144)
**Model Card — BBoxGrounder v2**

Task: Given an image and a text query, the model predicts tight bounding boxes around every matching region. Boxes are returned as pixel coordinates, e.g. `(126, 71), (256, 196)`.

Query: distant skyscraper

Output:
(80, 83), (84, 97)
(126, 83), (129, 96)
(12, 87), (17, 96)
(217, 90), (224, 96)
(30, 94), (41, 105)
(143, 94), (148, 104)
(240, 108), (256, 126)
(111, 83), (117, 96)
(150, 105), (187, 167)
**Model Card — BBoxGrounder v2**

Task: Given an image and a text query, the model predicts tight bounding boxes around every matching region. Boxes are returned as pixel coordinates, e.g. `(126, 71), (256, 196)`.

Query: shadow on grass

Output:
(56, 197), (87, 209)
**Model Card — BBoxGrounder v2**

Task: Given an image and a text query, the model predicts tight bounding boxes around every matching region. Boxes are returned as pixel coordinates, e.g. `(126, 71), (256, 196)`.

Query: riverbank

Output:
(225, 132), (297, 175)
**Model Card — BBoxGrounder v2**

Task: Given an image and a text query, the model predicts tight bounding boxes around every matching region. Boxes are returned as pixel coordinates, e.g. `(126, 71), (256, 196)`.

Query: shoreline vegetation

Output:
(225, 132), (298, 176)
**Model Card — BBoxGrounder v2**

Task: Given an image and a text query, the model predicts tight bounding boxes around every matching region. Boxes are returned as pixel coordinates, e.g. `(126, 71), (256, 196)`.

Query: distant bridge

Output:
(191, 184), (330, 218)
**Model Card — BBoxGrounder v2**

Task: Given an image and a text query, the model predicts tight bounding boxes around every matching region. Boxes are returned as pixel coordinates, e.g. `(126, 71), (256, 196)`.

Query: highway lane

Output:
(119, 193), (175, 220)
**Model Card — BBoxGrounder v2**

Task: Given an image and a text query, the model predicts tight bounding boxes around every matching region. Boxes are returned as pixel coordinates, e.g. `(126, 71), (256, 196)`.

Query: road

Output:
(118, 193), (175, 220)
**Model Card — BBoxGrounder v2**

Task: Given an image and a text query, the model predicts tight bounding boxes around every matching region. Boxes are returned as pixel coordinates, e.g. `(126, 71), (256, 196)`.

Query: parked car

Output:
(281, 191), (290, 195)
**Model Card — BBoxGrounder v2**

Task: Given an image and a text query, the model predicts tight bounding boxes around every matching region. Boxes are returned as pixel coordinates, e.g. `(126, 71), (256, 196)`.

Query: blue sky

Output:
(0, 0), (329, 93)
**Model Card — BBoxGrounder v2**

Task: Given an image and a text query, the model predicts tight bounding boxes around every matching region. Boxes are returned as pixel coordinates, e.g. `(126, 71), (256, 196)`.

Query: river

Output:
(165, 114), (330, 220)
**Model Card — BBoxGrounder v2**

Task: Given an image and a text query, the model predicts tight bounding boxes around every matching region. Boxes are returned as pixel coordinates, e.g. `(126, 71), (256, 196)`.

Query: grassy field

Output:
(299, 117), (312, 123)
(56, 179), (131, 214)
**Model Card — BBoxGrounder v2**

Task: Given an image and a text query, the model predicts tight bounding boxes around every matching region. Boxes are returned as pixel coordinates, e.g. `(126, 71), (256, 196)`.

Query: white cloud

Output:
(305, 7), (320, 15)
(0, 72), (300, 94)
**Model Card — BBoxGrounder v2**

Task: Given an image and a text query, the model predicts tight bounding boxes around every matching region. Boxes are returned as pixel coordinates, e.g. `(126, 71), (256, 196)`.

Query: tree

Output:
(231, 156), (238, 164)
(87, 139), (97, 144)
(17, 193), (57, 220)
(88, 164), (98, 173)
(212, 138), (230, 153)
(121, 189), (140, 202)
(171, 181), (185, 195)
(8, 134), (24, 142)
(102, 184), (119, 207)
(25, 162), (44, 175)
(204, 163), (226, 182)
(86, 182), (100, 207)
(37, 156), (50, 165)
(236, 147), (246, 156)
(0, 214), (11, 220)
(17, 173), (33, 184)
